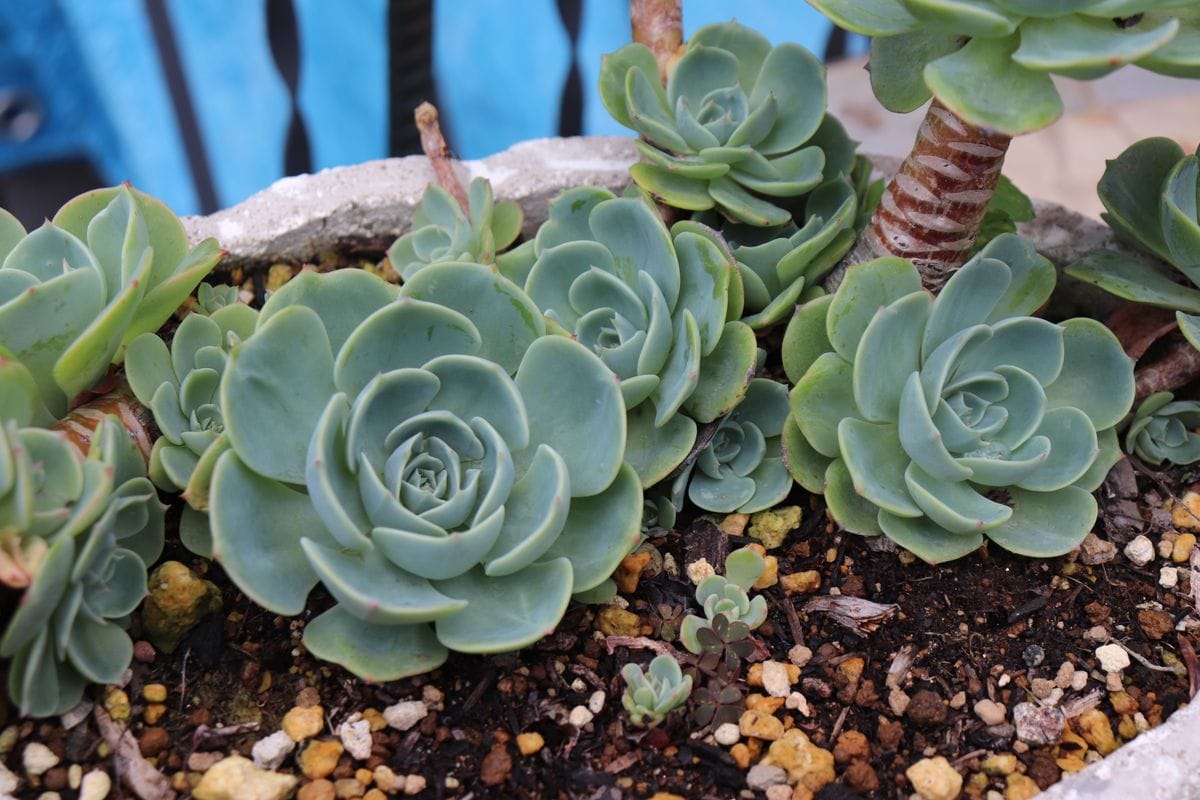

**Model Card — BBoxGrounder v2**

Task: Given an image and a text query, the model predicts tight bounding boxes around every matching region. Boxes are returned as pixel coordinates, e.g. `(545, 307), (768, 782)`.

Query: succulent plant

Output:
(782, 233), (1134, 563)
(679, 547), (767, 654)
(124, 295), (259, 556)
(517, 186), (757, 486)
(207, 265), (642, 680)
(621, 654), (693, 728)
(0, 186), (220, 419)
(1, 416), (165, 717)
(1124, 392), (1200, 466)
(642, 492), (678, 536)
(600, 20), (833, 226)
(670, 378), (792, 514)
(387, 178), (523, 281)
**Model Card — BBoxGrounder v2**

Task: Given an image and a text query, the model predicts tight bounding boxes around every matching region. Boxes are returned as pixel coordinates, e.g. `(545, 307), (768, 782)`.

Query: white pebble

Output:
(662, 553), (678, 576)
(1096, 643), (1130, 672)
(787, 644), (813, 668)
(1124, 535), (1155, 566)
(785, 692), (811, 716)
(1160, 566), (1179, 588)
(766, 785), (793, 800)
(686, 558), (715, 585)
(22, 743), (59, 777)
(383, 700), (428, 731)
(251, 730), (295, 770)
(1084, 625), (1110, 642)
(1054, 662), (1075, 689)
(36, 791), (61, 800)
(59, 699), (93, 730)
(0, 762), (17, 796)
(78, 770), (112, 800)
(588, 690), (606, 715)
(68, 764), (82, 790)
(1071, 670), (1088, 691)
(761, 661), (792, 698)
(714, 722), (740, 746)
(404, 774), (428, 795)
(568, 706), (594, 728)
(338, 719), (373, 761)
(974, 699), (1007, 726)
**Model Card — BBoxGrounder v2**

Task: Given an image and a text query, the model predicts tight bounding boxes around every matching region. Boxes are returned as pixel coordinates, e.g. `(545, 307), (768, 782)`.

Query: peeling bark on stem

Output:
(864, 100), (1012, 289)
(414, 101), (469, 213)
(631, 0), (683, 83)
(52, 376), (157, 463)
(1134, 338), (1200, 400)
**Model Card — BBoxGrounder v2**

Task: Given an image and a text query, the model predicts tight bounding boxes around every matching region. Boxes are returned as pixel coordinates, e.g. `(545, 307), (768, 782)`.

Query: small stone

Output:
(788, 645), (813, 668)
(382, 700), (427, 732)
(338, 719), (372, 761)
(516, 732), (544, 756)
(480, 744), (512, 787)
(974, 699), (1007, 726)
(730, 743), (752, 769)
(1124, 535), (1155, 566)
(1078, 533), (1117, 565)
(1022, 645), (1045, 668)
(1084, 625), (1110, 643)
(686, 557), (715, 584)
(980, 753), (1018, 777)
(906, 756), (963, 800)
(78, 770), (112, 800)
(282, 705), (325, 741)
(252, 731), (296, 771)
(1105, 671), (1124, 692)
(187, 752), (224, 772)
(713, 722), (741, 746)
(102, 688), (130, 722)
(614, 551), (652, 594)
(753, 555), (778, 590)
(1110, 691), (1139, 716)
(68, 764), (82, 790)
(1054, 662), (1076, 689)
(888, 687), (911, 717)
(568, 706), (594, 728)
(0, 725), (17, 754)
(60, 699), (93, 730)
(23, 742), (59, 777)
(144, 704), (167, 725)
(595, 606), (641, 636)
(746, 763), (788, 790)
(1096, 643), (1130, 673)
(403, 774), (427, 795)
(1005, 773), (1041, 800)
(844, 760), (881, 793)
(785, 691), (810, 715)
(143, 684), (168, 704)
(719, 513), (750, 537)
(140, 560), (223, 653)
(588, 690), (606, 714)
(1074, 709), (1118, 755)
(761, 661), (793, 698)
(760, 728), (835, 793)
(739, 708), (785, 741)
(138, 727), (170, 758)
(1172, 492), (1200, 529)
(1172, 532), (1197, 563)
(298, 779), (335, 800)
(949, 691), (966, 710)
(192, 755), (298, 800)
(1137, 608), (1175, 640)
(362, 790), (386, 800)
(1160, 566), (1180, 588)
(906, 690), (948, 727)
(832, 730), (869, 764)
(1031, 678), (1056, 699)
(780, 570), (821, 595)
(422, 686), (443, 708)
(298, 740), (344, 780)
(1071, 671), (1089, 692)
(765, 785), (792, 800)
(1013, 702), (1065, 745)
(132, 640), (156, 663)
(372, 766), (398, 792)
(748, 506), (802, 549)
(37, 792), (62, 800)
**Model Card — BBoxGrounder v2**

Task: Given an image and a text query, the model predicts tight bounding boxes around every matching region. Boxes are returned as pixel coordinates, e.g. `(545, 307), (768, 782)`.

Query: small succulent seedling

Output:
(690, 670), (746, 730)
(808, 0), (1200, 277)
(600, 20), (834, 227)
(679, 547), (768, 654)
(621, 654), (693, 728)
(1125, 392), (1200, 467)
(783, 233), (1134, 563)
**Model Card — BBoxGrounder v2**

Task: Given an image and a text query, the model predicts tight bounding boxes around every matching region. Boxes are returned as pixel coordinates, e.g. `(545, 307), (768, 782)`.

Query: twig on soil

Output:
(1134, 337), (1200, 400)
(414, 101), (469, 213)
(1061, 689), (1103, 719)
(829, 705), (850, 741)
(1178, 633), (1200, 699)
(1115, 640), (1186, 675)
(94, 705), (175, 800)
(192, 722), (260, 752)
(1191, 544), (1200, 616)
(952, 749), (990, 767)
(777, 588), (806, 649)
(603, 635), (682, 659)
(460, 669), (497, 715)
(604, 752), (642, 774)
(802, 595), (900, 636)
(178, 646), (190, 712)
(885, 644), (917, 689)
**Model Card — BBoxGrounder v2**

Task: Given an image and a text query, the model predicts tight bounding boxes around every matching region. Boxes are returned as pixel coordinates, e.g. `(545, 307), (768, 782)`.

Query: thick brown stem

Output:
(865, 100), (1012, 289)
(52, 377), (156, 463)
(631, 0), (683, 83)
(1105, 302), (1178, 360)
(1134, 338), (1200, 400)
(414, 101), (469, 213)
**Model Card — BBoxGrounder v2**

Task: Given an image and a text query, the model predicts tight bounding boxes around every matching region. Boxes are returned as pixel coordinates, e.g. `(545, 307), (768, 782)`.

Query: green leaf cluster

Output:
(621, 654), (693, 728)
(810, 0), (1200, 135)
(679, 547), (768, 654)
(782, 234), (1133, 563)
(1125, 392), (1200, 466)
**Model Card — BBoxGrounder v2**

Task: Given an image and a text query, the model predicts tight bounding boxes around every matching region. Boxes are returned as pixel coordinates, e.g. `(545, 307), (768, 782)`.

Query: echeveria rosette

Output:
(622, 654), (693, 728)
(521, 187), (758, 487)
(811, 0), (1200, 136)
(125, 299), (259, 556)
(782, 233), (1134, 564)
(0, 186), (220, 418)
(209, 266), (642, 681)
(1, 416), (165, 717)
(671, 378), (792, 514)
(679, 547), (767, 654)
(1125, 392), (1200, 466)
(386, 178), (523, 281)
(600, 21), (830, 226)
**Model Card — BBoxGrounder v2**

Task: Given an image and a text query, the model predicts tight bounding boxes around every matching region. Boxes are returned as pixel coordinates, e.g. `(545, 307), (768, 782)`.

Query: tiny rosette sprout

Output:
(1125, 392), (1200, 466)
(386, 178), (523, 280)
(621, 654), (693, 728)
(517, 187), (757, 487)
(125, 294), (259, 556)
(208, 266), (642, 681)
(679, 547), (768, 654)
(810, 0), (1200, 136)
(782, 234), (1134, 563)
(0, 187), (220, 418)
(599, 21), (831, 226)
(0, 416), (166, 717)
(671, 378), (793, 514)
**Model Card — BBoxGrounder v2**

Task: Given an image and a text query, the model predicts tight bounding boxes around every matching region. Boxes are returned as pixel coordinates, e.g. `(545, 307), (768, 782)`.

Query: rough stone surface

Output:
(382, 701), (427, 732)
(22, 743), (59, 777)
(338, 719), (373, 761)
(192, 755), (297, 800)
(906, 756), (962, 800)
(251, 731), (296, 771)
(746, 764), (788, 791)
(140, 561), (223, 653)
(1013, 702), (1065, 745)
(1123, 535), (1155, 566)
(1095, 644), (1130, 673)
(77, 770), (111, 800)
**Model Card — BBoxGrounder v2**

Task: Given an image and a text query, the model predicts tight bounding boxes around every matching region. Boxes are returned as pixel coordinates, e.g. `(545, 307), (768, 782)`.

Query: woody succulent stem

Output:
(631, 0), (683, 83)
(414, 101), (469, 213)
(1135, 340), (1200, 402)
(52, 377), (156, 464)
(865, 100), (1011, 289)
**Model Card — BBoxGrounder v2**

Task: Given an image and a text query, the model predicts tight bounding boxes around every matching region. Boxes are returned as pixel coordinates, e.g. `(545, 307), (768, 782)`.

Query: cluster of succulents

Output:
(621, 654), (693, 728)
(783, 234), (1134, 563)
(1125, 392), (1200, 466)
(679, 547), (767, 654)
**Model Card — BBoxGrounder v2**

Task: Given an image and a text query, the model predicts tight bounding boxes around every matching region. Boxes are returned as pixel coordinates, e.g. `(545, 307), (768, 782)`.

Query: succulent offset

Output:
(386, 178), (523, 281)
(670, 378), (792, 514)
(0, 416), (165, 717)
(621, 654), (693, 728)
(809, 0), (1200, 136)
(208, 265), (642, 680)
(679, 547), (768, 654)
(1125, 392), (1200, 466)
(516, 187), (757, 486)
(599, 21), (833, 226)
(0, 186), (220, 419)
(783, 234), (1134, 563)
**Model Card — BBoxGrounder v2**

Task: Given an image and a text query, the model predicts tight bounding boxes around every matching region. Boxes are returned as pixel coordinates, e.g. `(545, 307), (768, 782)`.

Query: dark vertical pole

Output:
(266, 0), (313, 176)
(388, 0), (437, 156)
(556, 0), (583, 137)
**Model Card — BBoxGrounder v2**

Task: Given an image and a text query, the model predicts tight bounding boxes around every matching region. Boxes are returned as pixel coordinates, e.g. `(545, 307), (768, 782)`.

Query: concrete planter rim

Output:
(182, 135), (1197, 800)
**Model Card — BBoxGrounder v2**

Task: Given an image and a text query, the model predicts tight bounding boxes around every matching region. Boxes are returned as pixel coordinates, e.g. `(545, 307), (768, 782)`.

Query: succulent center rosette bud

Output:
(621, 654), (693, 728)
(782, 234), (1134, 563)
(209, 266), (641, 680)
(1125, 392), (1200, 466)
